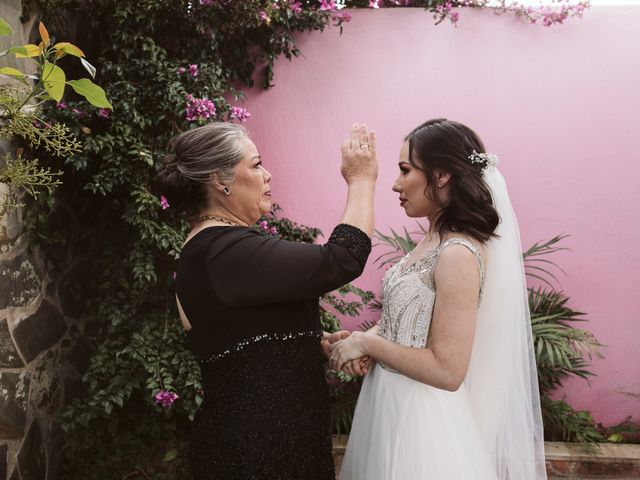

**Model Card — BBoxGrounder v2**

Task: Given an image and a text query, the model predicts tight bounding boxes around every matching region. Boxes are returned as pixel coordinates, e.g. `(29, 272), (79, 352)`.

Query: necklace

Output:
(198, 215), (243, 227)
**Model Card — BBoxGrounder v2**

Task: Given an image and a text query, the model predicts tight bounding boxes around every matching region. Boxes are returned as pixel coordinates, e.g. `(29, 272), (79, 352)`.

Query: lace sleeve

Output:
(328, 224), (372, 268)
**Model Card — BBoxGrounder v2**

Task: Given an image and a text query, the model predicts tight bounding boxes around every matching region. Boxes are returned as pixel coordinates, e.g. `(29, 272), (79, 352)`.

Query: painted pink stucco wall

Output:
(241, 6), (640, 426)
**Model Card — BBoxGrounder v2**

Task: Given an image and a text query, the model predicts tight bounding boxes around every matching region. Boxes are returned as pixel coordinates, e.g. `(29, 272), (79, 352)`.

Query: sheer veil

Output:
(464, 162), (548, 480)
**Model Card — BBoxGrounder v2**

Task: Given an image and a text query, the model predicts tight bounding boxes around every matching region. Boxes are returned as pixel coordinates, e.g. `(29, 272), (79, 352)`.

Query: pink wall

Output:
(242, 6), (640, 426)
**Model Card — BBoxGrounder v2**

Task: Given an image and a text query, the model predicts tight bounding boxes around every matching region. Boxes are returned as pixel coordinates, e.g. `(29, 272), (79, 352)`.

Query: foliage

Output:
(0, 18), (108, 202)
(371, 228), (604, 444)
(23, 3), (364, 478)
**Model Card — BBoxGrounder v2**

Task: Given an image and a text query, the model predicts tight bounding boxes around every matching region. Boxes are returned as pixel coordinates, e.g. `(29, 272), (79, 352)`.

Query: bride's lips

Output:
(399, 197), (407, 206)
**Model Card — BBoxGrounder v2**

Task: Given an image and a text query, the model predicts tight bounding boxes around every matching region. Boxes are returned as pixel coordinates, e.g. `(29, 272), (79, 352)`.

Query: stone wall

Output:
(0, 3), (89, 479)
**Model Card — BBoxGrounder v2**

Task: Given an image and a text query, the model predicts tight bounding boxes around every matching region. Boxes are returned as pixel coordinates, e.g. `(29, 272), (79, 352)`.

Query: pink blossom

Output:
(259, 220), (269, 231)
(199, 0), (214, 5)
(289, 1), (302, 14)
(177, 66), (186, 74)
(154, 390), (179, 407)
(230, 106), (251, 122)
(56, 102), (67, 110)
(289, 0), (302, 15)
(269, 226), (278, 236)
(369, 0), (380, 8)
(72, 108), (86, 118)
(172, 271), (177, 280)
(185, 95), (216, 122)
(319, 0), (336, 11)
(450, 11), (460, 24)
(160, 195), (170, 210)
(259, 11), (270, 23)
(189, 64), (199, 77)
(98, 108), (110, 118)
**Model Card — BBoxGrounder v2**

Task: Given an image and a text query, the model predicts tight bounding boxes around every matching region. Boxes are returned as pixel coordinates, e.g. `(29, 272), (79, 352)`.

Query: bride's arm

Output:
(330, 245), (480, 391)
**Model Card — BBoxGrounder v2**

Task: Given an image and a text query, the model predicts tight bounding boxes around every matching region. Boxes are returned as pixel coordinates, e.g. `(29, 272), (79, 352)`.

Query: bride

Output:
(329, 119), (547, 480)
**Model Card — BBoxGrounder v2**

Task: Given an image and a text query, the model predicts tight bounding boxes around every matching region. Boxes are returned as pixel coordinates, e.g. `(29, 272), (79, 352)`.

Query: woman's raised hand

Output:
(341, 123), (378, 185)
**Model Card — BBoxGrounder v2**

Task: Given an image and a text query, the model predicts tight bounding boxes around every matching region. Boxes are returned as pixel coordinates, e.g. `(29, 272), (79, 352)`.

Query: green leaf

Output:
(163, 448), (178, 462)
(54, 42), (85, 58)
(10, 44), (41, 58)
(42, 60), (66, 101)
(0, 17), (12, 36)
(0, 66), (25, 78)
(66, 78), (112, 109)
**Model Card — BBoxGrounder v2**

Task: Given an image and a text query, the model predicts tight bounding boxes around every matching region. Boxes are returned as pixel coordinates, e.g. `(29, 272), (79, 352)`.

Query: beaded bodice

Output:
(377, 238), (484, 360)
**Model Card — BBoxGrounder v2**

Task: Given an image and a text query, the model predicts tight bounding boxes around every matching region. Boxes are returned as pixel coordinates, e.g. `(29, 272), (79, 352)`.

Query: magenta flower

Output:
(269, 226), (278, 236)
(154, 390), (179, 407)
(319, 0), (336, 11)
(369, 0), (380, 8)
(160, 195), (170, 210)
(189, 64), (199, 77)
(185, 94), (216, 122)
(230, 106), (251, 122)
(289, 1), (302, 14)
(177, 66), (186, 74)
(98, 108), (110, 119)
(259, 220), (269, 231)
(72, 108), (87, 118)
(56, 102), (68, 110)
(199, 0), (214, 5)
(259, 10), (270, 23)
(172, 271), (177, 280)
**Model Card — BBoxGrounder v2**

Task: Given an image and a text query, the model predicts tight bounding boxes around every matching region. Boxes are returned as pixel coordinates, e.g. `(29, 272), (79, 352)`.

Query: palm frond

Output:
(523, 234), (570, 288)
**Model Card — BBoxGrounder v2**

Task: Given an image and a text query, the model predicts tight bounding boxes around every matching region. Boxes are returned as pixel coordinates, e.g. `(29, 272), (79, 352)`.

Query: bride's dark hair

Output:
(406, 118), (500, 243)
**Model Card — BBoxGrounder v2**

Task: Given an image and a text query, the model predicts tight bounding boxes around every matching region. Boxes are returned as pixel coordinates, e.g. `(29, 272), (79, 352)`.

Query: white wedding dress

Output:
(341, 239), (498, 480)
(341, 165), (548, 480)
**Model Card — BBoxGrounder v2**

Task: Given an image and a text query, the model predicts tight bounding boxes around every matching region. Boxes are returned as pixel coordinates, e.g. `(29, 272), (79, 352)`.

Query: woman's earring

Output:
(223, 186), (231, 196)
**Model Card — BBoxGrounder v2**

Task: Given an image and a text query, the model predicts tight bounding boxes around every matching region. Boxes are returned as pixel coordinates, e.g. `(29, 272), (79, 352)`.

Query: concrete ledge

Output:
(333, 437), (640, 479)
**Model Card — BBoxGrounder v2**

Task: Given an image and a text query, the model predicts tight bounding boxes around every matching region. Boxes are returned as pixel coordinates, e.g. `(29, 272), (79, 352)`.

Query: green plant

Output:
(23, 2), (352, 477)
(0, 18), (109, 202)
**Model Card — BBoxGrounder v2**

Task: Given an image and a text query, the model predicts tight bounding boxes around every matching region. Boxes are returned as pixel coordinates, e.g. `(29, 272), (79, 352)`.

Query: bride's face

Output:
(392, 141), (442, 219)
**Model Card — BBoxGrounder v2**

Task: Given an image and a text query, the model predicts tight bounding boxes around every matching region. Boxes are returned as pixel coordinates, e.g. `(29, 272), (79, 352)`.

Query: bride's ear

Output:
(434, 169), (452, 188)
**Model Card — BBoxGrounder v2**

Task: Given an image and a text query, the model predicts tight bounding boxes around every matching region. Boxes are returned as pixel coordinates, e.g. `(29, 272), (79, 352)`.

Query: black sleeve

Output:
(207, 224), (371, 306)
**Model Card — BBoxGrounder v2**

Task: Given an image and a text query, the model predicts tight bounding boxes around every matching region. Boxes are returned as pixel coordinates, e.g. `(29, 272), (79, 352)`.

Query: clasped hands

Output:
(322, 331), (372, 376)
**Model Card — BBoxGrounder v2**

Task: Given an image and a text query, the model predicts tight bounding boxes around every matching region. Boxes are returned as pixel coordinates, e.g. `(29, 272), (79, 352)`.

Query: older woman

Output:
(157, 122), (377, 479)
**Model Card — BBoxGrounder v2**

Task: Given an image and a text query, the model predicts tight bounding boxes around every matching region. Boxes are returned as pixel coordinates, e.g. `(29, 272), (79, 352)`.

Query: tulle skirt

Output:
(340, 363), (498, 480)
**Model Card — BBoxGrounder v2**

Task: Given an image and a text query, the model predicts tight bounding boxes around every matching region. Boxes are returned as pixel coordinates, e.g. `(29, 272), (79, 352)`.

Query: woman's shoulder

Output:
(182, 226), (260, 254)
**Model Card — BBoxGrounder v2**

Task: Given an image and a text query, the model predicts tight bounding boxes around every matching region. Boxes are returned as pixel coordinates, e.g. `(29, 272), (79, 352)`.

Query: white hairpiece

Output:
(468, 150), (499, 171)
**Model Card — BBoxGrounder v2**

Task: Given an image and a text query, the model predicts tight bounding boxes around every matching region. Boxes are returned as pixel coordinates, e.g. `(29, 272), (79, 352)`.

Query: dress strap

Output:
(437, 238), (485, 301)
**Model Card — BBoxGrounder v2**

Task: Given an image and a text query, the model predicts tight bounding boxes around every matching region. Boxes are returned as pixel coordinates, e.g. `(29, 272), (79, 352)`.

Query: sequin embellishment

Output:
(201, 330), (322, 363)
(377, 238), (484, 373)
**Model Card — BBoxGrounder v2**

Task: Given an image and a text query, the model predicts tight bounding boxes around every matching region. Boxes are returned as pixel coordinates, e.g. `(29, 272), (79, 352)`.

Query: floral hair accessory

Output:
(468, 150), (499, 171)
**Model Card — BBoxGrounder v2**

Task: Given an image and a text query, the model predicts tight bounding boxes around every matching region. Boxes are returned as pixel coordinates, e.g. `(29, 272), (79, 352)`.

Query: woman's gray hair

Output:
(170, 122), (249, 184)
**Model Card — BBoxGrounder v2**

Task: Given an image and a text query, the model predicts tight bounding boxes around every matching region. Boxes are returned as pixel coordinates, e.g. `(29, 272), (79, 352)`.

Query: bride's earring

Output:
(222, 186), (231, 196)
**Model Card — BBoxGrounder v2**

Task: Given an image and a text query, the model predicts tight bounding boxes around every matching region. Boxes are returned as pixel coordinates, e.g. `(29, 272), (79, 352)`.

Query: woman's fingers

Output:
(368, 131), (376, 153)
(350, 123), (360, 149)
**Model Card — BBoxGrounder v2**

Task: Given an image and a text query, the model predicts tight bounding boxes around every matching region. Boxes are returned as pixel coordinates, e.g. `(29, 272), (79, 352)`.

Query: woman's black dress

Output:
(175, 223), (371, 480)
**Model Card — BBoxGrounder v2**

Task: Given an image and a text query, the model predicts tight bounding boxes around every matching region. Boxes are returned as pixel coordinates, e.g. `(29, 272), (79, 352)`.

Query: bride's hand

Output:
(342, 355), (373, 376)
(329, 332), (368, 371)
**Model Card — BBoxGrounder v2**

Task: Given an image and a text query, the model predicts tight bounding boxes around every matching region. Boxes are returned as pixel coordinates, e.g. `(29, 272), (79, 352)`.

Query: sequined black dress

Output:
(175, 224), (371, 480)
